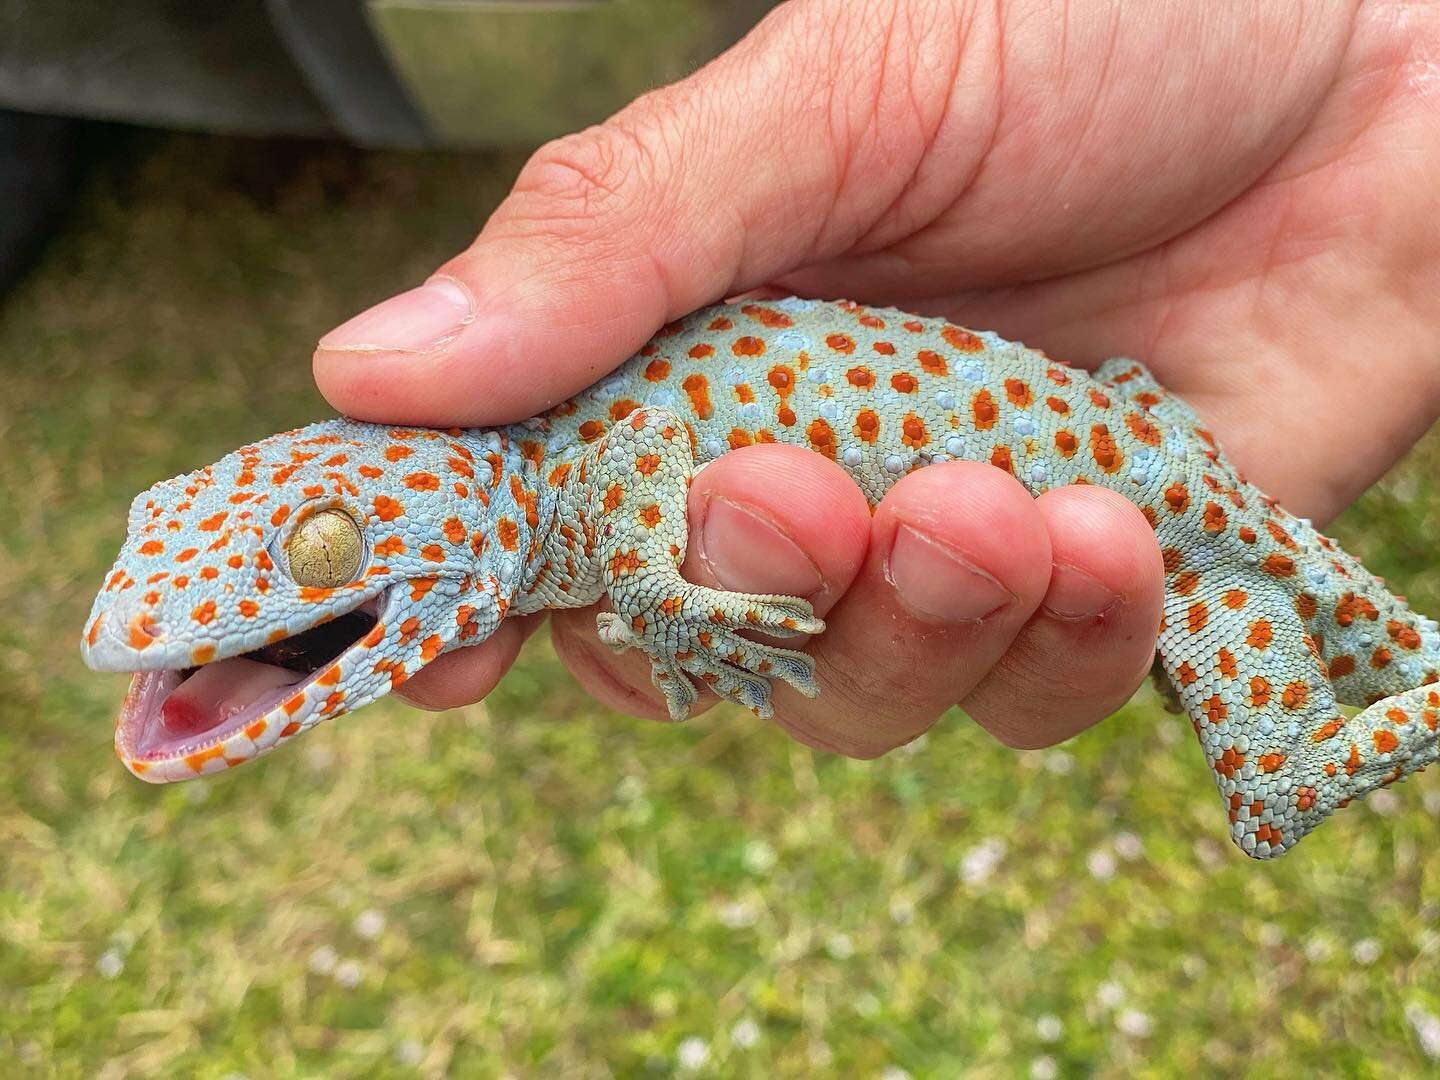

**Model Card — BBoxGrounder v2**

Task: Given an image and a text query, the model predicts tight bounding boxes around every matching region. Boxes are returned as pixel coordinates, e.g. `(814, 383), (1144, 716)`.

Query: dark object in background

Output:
(0, 0), (778, 288)
(0, 110), (76, 289)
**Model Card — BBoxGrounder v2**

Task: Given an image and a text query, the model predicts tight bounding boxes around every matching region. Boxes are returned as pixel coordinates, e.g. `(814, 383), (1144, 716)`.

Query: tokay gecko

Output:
(82, 297), (1440, 858)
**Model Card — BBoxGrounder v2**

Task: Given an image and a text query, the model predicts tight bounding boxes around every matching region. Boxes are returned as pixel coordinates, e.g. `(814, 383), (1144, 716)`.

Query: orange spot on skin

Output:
(727, 428), (753, 450)
(1088, 424), (1122, 473)
(732, 335), (765, 356)
(845, 366), (875, 389)
(826, 333), (855, 354)
(853, 409), (881, 443)
(639, 505), (663, 528)
(1203, 695), (1227, 724)
(806, 419), (837, 459)
(942, 325), (984, 351)
(972, 390), (997, 430)
(375, 535), (406, 558)
(1246, 619), (1273, 649)
(191, 600), (217, 626)
(1334, 593), (1379, 626)
(918, 349), (948, 375)
(1328, 654), (1356, 678)
(410, 578), (438, 601)
(688, 342), (714, 359)
(184, 745), (225, 773)
(1004, 378), (1033, 408)
(1202, 502), (1228, 534)
(741, 303), (792, 328)
(682, 373), (713, 419)
(644, 358), (671, 381)
(1173, 570), (1201, 596)
(1054, 429), (1077, 456)
(238, 599), (260, 617)
(138, 539), (165, 556)
(635, 454), (661, 476)
(1296, 593), (1318, 621)
(901, 414), (928, 448)
(1125, 412), (1162, 446)
(1214, 747), (1245, 778)
(1046, 396), (1070, 415)
(1371, 646), (1393, 669)
(422, 544), (446, 562)
(890, 372), (918, 394)
(1187, 602), (1209, 634)
(1263, 554), (1296, 577)
(1312, 718), (1346, 743)
(608, 398), (641, 422)
(404, 471), (440, 491)
(1249, 676), (1271, 707)
(373, 495), (403, 522)
(497, 519), (520, 551)
(1088, 389), (1111, 409)
(990, 445), (1013, 475)
(608, 549), (645, 577)
(1176, 662), (1198, 686)
(1282, 682), (1309, 710)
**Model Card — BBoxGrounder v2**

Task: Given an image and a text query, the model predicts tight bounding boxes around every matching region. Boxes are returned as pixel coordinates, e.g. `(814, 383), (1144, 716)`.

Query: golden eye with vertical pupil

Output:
(286, 509), (364, 587)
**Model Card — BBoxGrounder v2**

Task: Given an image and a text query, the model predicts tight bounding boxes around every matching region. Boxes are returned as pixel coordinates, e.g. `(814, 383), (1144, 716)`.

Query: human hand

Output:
(312, 0), (1440, 756)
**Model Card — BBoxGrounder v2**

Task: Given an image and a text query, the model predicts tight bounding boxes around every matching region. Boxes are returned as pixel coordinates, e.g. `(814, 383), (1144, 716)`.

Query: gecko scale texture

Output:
(83, 298), (1440, 858)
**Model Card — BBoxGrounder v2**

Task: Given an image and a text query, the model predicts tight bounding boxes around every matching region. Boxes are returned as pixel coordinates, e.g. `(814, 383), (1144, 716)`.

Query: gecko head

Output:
(81, 418), (517, 782)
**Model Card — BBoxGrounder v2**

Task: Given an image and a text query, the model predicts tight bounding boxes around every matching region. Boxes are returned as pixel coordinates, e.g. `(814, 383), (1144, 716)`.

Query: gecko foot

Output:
(595, 584), (823, 720)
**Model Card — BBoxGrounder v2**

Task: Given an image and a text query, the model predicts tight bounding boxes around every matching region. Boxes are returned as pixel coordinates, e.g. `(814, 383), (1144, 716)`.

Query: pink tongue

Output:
(160, 659), (304, 739)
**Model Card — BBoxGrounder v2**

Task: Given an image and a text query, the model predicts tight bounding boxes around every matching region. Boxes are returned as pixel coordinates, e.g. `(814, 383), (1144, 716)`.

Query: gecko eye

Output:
(286, 509), (365, 588)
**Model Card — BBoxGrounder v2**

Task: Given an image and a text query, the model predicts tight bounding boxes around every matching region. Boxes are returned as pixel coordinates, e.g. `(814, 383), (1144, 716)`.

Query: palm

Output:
(775, 0), (1439, 521)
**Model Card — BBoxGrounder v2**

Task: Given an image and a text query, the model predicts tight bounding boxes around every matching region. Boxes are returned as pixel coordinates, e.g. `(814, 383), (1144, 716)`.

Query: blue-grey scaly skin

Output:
(83, 297), (1440, 858)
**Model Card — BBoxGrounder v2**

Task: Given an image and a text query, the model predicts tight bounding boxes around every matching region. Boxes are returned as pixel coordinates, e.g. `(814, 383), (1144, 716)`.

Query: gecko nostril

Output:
(126, 611), (164, 650)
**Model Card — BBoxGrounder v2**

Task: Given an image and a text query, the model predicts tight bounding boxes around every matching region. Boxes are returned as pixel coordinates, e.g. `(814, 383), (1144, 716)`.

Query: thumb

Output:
(312, 0), (974, 426)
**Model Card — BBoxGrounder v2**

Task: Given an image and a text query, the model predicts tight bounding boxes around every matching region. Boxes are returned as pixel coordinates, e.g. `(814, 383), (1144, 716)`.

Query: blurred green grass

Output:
(3, 133), (1440, 1078)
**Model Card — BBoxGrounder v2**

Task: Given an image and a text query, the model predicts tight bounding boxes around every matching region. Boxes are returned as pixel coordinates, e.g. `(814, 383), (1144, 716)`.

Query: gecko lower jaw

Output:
(115, 598), (381, 763)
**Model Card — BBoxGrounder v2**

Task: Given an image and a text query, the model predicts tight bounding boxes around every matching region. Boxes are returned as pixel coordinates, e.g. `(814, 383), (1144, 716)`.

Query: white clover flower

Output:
(96, 949), (124, 979)
(676, 1037), (709, 1070)
(1095, 981), (1125, 1010)
(334, 959), (363, 989)
(743, 840), (776, 874)
(960, 838), (1006, 886)
(308, 945), (339, 975)
(1113, 832), (1145, 862)
(730, 1018), (760, 1049)
(1086, 848), (1117, 881)
(1029, 1055), (1058, 1080)
(1368, 789), (1400, 817)
(1116, 1009), (1153, 1038)
(354, 909), (386, 941)
(1405, 1004), (1440, 1060)
(1352, 938), (1382, 966)
(717, 900), (758, 929)
(1035, 1014), (1063, 1043)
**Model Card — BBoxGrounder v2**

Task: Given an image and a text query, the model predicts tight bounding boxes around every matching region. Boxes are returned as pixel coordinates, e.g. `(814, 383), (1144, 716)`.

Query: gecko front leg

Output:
(570, 406), (823, 720)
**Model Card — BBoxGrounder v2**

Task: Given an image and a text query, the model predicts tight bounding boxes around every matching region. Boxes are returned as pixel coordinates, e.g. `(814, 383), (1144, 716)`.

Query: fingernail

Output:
(1043, 563), (1121, 620)
(697, 496), (824, 597)
(887, 525), (1013, 623)
(316, 277), (473, 354)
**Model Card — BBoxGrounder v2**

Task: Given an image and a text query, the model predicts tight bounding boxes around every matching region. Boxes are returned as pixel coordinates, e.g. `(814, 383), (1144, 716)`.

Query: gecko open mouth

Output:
(116, 598), (381, 762)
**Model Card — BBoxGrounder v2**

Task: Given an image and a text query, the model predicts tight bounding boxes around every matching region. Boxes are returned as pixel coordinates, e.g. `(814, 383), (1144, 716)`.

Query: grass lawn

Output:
(3, 132), (1440, 1078)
